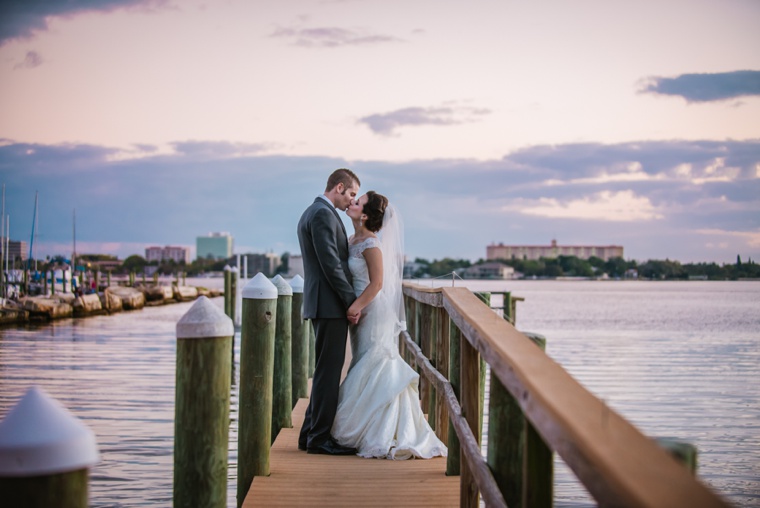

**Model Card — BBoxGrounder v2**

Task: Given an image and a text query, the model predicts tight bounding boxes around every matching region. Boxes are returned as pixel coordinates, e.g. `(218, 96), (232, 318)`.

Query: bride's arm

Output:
(347, 247), (383, 318)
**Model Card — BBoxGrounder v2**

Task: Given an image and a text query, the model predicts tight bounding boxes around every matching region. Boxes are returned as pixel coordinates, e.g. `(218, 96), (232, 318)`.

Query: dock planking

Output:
(243, 395), (458, 507)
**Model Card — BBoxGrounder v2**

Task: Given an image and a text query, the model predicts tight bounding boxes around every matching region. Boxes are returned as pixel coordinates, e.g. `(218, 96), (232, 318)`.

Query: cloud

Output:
(0, 0), (167, 45)
(639, 70), (760, 102)
(696, 229), (760, 248)
(13, 50), (43, 69)
(1, 138), (758, 264)
(359, 105), (491, 136)
(506, 190), (664, 222)
(270, 25), (402, 48)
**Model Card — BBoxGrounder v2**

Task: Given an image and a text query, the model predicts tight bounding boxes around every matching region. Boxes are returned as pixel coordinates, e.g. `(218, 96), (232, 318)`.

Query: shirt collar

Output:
(318, 194), (335, 208)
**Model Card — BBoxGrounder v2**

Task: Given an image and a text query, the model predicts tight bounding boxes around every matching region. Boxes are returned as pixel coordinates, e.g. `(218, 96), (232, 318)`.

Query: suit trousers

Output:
(299, 317), (349, 449)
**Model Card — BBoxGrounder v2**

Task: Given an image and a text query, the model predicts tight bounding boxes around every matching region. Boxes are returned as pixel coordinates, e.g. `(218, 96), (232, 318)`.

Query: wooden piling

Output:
(0, 387), (99, 508)
(446, 317), (462, 477)
(230, 266), (239, 325)
(237, 273), (277, 507)
(289, 275), (308, 406)
(43, 271), (48, 295)
(173, 297), (234, 508)
(50, 270), (56, 295)
(224, 265), (232, 319)
(487, 331), (552, 508)
(270, 274), (293, 443)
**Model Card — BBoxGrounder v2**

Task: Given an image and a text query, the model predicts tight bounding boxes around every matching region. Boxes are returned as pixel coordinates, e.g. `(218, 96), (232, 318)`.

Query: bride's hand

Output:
(347, 306), (361, 324)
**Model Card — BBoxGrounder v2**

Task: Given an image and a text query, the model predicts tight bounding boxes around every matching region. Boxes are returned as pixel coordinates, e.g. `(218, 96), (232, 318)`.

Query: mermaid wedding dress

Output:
(332, 234), (447, 460)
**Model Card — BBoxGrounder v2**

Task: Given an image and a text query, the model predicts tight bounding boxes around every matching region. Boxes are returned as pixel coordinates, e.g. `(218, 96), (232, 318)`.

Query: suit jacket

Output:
(297, 197), (355, 319)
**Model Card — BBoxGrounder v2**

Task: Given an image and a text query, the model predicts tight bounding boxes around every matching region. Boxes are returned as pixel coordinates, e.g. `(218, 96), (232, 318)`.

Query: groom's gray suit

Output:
(297, 195), (356, 450)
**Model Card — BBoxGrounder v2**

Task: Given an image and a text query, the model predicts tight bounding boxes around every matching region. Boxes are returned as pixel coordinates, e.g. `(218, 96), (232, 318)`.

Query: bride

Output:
(332, 191), (447, 460)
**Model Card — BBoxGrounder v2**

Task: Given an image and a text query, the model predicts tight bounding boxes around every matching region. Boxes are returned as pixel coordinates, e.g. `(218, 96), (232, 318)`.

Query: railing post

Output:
(521, 333), (552, 508)
(435, 305), (450, 443)
(0, 387), (99, 508)
(420, 302), (435, 425)
(289, 275), (308, 406)
(174, 296), (233, 508)
(474, 293), (489, 436)
(230, 266), (239, 326)
(237, 273), (277, 507)
(270, 274), (293, 443)
(446, 316), (462, 477)
(460, 332), (481, 508)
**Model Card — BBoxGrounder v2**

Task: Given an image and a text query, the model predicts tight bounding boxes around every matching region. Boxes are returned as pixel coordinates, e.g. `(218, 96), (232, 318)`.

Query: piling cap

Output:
(242, 272), (278, 300)
(271, 274), (293, 296)
(176, 295), (234, 339)
(223, 265), (231, 271)
(230, 266), (239, 273)
(289, 274), (304, 293)
(0, 386), (99, 477)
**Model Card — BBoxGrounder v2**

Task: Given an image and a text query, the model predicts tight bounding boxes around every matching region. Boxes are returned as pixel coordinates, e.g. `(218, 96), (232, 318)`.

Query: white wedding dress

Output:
(332, 237), (447, 460)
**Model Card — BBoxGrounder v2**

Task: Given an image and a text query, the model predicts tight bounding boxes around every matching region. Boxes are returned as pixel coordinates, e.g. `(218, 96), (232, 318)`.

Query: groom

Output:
(297, 168), (361, 455)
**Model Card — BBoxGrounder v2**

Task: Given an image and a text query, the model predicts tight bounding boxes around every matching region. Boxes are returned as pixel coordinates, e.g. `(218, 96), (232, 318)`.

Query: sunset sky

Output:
(1, 0), (759, 265)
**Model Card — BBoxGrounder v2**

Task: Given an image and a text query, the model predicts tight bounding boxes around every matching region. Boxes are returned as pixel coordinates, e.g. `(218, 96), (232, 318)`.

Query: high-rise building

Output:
(196, 232), (234, 260)
(487, 239), (624, 262)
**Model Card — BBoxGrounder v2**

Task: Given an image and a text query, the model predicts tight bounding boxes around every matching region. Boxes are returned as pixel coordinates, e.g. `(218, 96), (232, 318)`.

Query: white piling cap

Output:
(231, 266), (239, 273)
(242, 272), (278, 300)
(271, 274), (293, 296)
(176, 296), (234, 339)
(289, 274), (304, 293)
(223, 265), (231, 271)
(0, 386), (99, 477)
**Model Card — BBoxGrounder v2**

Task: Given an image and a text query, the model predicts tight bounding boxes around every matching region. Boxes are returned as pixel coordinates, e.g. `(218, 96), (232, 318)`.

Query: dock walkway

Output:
(243, 397), (457, 507)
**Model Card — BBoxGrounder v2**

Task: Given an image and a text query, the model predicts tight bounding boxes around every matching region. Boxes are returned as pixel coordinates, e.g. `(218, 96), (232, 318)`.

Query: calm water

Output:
(1, 280), (758, 506)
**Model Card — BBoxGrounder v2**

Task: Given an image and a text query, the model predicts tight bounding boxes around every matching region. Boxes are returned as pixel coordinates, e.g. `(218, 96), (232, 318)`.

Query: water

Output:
(1, 280), (758, 506)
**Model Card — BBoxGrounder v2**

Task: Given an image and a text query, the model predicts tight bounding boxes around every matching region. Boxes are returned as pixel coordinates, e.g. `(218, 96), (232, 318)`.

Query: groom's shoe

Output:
(298, 442), (307, 451)
(307, 439), (357, 456)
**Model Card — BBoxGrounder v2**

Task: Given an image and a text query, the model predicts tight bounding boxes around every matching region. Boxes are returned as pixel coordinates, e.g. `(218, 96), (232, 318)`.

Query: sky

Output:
(1, 0), (759, 265)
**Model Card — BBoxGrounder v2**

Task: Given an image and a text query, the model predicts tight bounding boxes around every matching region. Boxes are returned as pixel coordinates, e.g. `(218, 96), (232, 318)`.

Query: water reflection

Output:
(1, 282), (759, 507)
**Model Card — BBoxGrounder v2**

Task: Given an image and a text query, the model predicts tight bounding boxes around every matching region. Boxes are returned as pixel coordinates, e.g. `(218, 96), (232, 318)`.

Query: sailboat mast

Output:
(72, 208), (76, 277)
(28, 191), (38, 271)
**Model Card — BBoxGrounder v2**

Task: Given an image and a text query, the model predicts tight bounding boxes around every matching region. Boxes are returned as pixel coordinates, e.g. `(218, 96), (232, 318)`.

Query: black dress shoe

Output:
(307, 439), (357, 456)
(298, 442), (307, 451)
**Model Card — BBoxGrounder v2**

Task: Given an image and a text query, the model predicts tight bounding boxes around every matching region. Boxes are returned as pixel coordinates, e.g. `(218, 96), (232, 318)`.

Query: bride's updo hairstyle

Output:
(363, 191), (389, 233)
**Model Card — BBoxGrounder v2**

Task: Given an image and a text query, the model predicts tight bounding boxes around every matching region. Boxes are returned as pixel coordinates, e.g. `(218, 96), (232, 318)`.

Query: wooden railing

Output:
(401, 282), (729, 508)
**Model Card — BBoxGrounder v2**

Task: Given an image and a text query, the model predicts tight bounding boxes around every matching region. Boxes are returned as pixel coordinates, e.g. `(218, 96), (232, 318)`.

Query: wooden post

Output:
(230, 266), (239, 326)
(237, 273), (277, 507)
(62, 269), (68, 293)
(50, 270), (56, 295)
(0, 387), (99, 508)
(152, 272), (158, 286)
(289, 275), (308, 406)
(107, 270), (111, 288)
(460, 333), (480, 508)
(224, 265), (232, 319)
(129, 271), (134, 286)
(502, 291), (513, 323)
(446, 317), (462, 477)
(307, 320), (316, 378)
(141, 271), (146, 285)
(474, 293), (490, 435)
(420, 302), (434, 423)
(488, 331), (552, 508)
(182, 271), (186, 286)
(43, 270), (48, 295)
(174, 297), (234, 508)
(270, 274), (293, 443)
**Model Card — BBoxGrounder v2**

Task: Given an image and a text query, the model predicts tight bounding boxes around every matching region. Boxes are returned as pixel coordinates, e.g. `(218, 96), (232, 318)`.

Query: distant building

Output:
(145, 245), (190, 264)
(239, 252), (281, 277)
(287, 255), (304, 278)
(487, 239), (623, 262)
(1, 238), (28, 265)
(462, 262), (516, 280)
(197, 232), (234, 260)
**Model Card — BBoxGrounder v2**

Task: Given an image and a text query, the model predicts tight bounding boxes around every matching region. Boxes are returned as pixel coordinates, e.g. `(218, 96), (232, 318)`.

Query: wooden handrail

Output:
(400, 329), (507, 508)
(403, 282), (728, 507)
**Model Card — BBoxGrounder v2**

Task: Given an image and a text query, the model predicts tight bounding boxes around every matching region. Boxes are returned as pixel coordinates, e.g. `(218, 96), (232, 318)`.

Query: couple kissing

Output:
(297, 168), (446, 460)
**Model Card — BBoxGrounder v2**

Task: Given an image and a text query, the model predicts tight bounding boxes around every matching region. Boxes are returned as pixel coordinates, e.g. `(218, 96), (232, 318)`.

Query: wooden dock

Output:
(243, 394), (458, 506)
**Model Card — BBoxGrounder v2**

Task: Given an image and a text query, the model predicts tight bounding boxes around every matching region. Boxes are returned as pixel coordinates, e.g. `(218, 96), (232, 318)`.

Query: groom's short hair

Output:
(326, 168), (360, 192)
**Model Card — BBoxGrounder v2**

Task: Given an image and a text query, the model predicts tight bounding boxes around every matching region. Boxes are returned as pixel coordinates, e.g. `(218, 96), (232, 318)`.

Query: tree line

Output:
(409, 255), (760, 280)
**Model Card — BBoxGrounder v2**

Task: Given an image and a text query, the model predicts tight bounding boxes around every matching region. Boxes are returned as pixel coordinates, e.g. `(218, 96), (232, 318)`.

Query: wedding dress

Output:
(332, 228), (447, 460)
